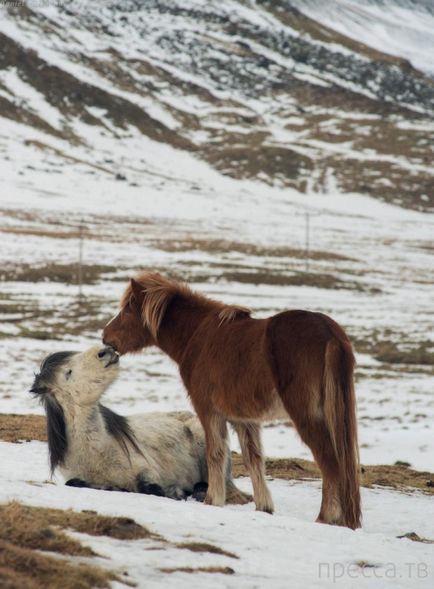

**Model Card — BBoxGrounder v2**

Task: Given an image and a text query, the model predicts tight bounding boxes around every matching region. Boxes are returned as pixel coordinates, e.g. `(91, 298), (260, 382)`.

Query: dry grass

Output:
(1, 503), (93, 558)
(0, 293), (112, 340)
(0, 262), (119, 285)
(231, 453), (434, 495)
(160, 566), (235, 575)
(0, 502), (152, 548)
(175, 542), (238, 559)
(374, 343), (434, 366)
(0, 227), (84, 240)
(0, 501), (153, 589)
(0, 540), (118, 589)
(219, 270), (376, 292)
(0, 500), (241, 586)
(354, 333), (434, 367)
(0, 414), (46, 443)
(151, 237), (355, 262)
(397, 532), (434, 544)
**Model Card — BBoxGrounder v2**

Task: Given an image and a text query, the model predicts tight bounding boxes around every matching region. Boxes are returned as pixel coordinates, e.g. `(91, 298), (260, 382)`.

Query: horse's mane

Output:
(30, 352), (142, 474)
(30, 351), (75, 475)
(99, 405), (143, 458)
(122, 272), (251, 339)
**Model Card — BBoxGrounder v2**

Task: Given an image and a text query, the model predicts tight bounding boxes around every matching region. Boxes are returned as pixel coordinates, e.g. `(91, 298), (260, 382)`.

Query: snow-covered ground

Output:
(1, 440), (433, 588)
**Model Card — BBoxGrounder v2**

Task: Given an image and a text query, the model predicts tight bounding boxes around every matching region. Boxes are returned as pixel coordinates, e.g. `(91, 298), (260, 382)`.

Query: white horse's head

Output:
(31, 345), (120, 407)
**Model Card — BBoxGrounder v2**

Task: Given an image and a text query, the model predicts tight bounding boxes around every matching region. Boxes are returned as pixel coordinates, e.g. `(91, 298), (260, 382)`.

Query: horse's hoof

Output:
(192, 482), (208, 502)
(256, 507), (274, 515)
(204, 494), (225, 507)
(65, 478), (89, 488)
(256, 502), (274, 514)
(137, 477), (165, 497)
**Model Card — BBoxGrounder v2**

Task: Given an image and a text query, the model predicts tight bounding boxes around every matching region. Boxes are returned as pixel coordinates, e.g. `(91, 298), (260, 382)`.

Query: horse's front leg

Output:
(65, 478), (91, 488)
(65, 478), (130, 492)
(232, 421), (274, 514)
(201, 412), (228, 507)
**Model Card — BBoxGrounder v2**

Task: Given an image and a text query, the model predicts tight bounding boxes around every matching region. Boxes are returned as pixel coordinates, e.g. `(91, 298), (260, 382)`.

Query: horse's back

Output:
(128, 411), (207, 484)
(265, 309), (353, 393)
(268, 308), (351, 344)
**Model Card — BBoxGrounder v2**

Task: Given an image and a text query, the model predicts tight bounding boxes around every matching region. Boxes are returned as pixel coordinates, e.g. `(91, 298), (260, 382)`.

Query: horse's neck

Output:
(63, 403), (103, 439)
(157, 298), (212, 363)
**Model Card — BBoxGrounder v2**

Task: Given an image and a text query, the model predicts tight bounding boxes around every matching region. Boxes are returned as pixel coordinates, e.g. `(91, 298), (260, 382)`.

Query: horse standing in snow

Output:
(103, 272), (361, 529)
(31, 345), (248, 503)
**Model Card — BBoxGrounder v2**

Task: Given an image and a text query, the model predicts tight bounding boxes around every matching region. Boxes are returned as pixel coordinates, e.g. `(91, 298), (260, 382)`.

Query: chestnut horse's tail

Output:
(323, 339), (361, 529)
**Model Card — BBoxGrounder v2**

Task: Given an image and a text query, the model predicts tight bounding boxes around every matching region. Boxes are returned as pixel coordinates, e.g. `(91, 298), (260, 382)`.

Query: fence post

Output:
(305, 211), (310, 273)
(78, 221), (84, 301)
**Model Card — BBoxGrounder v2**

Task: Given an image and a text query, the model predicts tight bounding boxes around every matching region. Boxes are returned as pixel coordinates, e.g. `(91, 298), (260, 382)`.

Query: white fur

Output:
(46, 346), (240, 500)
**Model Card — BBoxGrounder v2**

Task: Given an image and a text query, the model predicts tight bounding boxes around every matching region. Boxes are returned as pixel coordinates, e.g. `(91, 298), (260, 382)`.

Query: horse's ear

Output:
(130, 278), (145, 307)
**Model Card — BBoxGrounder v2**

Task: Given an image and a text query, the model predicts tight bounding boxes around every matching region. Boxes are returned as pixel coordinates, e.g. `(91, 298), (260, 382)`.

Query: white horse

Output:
(31, 345), (249, 503)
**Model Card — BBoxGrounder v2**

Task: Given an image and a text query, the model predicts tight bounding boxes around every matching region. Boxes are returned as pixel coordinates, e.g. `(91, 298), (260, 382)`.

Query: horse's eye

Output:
(65, 369), (72, 380)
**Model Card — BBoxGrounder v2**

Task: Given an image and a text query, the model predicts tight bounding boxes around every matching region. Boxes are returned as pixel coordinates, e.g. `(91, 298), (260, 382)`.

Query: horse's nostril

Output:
(98, 349), (107, 359)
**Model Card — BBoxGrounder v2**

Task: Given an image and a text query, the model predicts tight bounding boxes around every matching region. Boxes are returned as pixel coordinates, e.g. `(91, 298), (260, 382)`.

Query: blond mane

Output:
(122, 272), (251, 339)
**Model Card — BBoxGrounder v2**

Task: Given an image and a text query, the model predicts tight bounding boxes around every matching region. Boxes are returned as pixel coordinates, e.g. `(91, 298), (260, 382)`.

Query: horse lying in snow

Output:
(31, 345), (249, 504)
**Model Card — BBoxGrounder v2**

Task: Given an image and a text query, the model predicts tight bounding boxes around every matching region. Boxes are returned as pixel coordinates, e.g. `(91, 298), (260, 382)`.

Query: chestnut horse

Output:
(103, 272), (361, 529)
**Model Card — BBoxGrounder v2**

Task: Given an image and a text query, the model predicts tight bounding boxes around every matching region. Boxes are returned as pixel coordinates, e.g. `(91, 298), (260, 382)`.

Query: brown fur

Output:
(103, 272), (361, 529)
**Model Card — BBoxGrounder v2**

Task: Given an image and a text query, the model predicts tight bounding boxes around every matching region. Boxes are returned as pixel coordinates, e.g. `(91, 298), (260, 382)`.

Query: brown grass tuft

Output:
(0, 540), (118, 589)
(0, 262), (118, 285)
(0, 503), (152, 553)
(397, 532), (434, 544)
(151, 238), (355, 262)
(175, 542), (238, 559)
(0, 503), (94, 558)
(231, 453), (434, 495)
(0, 502), (151, 589)
(0, 414), (46, 443)
(160, 566), (235, 575)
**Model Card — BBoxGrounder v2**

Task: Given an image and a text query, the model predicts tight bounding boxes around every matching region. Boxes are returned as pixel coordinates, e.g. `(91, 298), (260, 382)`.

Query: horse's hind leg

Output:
(282, 400), (343, 525)
(305, 423), (342, 525)
(232, 422), (274, 514)
(201, 412), (228, 507)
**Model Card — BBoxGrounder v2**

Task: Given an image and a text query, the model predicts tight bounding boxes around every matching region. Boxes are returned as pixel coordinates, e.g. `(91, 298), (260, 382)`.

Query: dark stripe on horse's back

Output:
(99, 404), (143, 458)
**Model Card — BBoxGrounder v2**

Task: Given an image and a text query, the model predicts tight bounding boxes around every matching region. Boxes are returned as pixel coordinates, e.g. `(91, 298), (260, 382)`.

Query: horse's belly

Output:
(223, 388), (287, 422)
(260, 390), (287, 421)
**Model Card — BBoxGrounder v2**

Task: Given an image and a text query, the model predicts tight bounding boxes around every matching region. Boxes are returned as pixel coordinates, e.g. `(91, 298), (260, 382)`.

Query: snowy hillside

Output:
(291, 0), (434, 77)
(0, 0), (433, 211)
